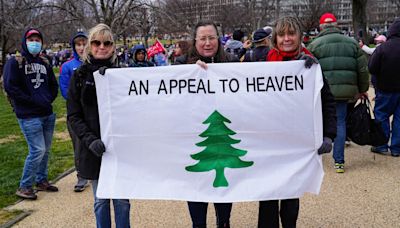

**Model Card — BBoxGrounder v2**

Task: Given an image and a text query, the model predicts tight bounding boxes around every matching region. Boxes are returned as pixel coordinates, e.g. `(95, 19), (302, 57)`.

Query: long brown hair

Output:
(176, 40), (190, 56)
(186, 20), (228, 63)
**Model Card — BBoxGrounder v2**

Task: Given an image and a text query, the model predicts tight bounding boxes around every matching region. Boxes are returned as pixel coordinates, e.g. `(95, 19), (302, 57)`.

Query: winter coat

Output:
(3, 28), (58, 119)
(224, 40), (246, 59)
(368, 18), (400, 93)
(67, 57), (115, 180)
(129, 44), (155, 67)
(242, 46), (270, 62)
(267, 47), (337, 140)
(307, 27), (369, 101)
(174, 51), (239, 65)
(59, 32), (87, 99)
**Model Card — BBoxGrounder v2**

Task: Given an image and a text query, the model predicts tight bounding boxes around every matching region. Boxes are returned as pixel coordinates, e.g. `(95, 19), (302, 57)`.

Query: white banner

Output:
(94, 61), (324, 202)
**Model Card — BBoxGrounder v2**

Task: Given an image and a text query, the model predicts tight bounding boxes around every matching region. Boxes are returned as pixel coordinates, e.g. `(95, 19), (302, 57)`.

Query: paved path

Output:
(7, 142), (400, 227)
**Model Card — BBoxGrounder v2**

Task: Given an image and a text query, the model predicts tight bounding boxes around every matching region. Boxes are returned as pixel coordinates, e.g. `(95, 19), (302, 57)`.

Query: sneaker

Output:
(391, 153), (400, 157)
(74, 178), (88, 192)
(334, 163), (345, 173)
(36, 181), (58, 192)
(16, 188), (37, 200)
(345, 140), (351, 147)
(370, 147), (388, 155)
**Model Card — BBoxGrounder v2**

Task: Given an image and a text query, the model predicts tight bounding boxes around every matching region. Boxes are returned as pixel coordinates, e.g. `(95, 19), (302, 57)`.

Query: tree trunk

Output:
(352, 0), (368, 43)
(213, 168), (228, 187)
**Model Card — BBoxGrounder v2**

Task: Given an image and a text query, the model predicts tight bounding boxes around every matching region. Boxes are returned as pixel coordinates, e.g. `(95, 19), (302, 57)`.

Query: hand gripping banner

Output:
(94, 61), (324, 202)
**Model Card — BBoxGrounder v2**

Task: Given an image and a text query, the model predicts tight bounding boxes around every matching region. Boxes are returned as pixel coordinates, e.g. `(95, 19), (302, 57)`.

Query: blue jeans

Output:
(92, 180), (131, 228)
(333, 102), (347, 164)
(373, 91), (400, 155)
(18, 113), (56, 188)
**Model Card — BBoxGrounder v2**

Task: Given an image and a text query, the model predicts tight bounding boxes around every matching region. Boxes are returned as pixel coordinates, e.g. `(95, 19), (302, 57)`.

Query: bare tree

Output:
(0, 0), (45, 67)
(352, 0), (367, 42)
(288, 0), (337, 32)
(45, 0), (144, 36)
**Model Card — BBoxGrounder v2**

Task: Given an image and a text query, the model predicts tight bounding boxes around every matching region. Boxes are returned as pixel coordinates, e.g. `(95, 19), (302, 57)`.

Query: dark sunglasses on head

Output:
(90, 40), (113, 47)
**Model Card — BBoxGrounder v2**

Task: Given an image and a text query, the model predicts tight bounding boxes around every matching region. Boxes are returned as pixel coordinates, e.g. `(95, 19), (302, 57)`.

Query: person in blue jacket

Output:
(3, 28), (59, 200)
(59, 32), (89, 192)
(129, 44), (155, 67)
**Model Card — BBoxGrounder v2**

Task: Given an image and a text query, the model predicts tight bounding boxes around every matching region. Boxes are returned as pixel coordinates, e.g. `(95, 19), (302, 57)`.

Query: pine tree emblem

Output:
(185, 110), (254, 187)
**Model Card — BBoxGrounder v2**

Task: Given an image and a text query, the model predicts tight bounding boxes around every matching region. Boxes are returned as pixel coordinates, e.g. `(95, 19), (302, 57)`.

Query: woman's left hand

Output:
(298, 54), (319, 68)
(196, 60), (208, 70)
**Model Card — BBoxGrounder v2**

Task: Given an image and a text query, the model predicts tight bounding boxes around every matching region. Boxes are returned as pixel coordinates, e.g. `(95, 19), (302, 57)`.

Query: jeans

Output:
(373, 91), (400, 155)
(258, 199), (300, 228)
(187, 201), (232, 228)
(18, 113), (56, 188)
(333, 101), (347, 164)
(92, 180), (131, 228)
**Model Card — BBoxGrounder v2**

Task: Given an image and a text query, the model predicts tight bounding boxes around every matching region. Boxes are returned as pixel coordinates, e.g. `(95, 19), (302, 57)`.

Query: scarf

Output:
(267, 47), (312, 62)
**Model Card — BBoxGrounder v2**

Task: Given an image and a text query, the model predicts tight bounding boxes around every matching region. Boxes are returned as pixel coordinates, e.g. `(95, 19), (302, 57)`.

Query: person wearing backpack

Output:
(241, 27), (272, 62)
(3, 28), (59, 200)
(224, 29), (247, 59)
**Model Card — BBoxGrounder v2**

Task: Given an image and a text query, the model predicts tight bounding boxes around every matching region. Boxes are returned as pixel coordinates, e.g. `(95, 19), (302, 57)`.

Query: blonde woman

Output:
(67, 23), (131, 228)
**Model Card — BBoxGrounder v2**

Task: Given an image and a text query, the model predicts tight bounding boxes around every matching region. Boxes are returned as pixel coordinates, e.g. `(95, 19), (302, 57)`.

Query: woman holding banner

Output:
(175, 20), (239, 228)
(67, 24), (131, 228)
(258, 16), (337, 228)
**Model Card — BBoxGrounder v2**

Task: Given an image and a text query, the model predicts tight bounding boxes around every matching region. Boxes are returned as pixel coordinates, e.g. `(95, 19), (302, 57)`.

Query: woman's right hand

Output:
(196, 60), (208, 70)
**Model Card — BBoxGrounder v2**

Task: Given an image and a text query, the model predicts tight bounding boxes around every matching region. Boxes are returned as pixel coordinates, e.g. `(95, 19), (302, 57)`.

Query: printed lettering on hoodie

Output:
(25, 63), (47, 89)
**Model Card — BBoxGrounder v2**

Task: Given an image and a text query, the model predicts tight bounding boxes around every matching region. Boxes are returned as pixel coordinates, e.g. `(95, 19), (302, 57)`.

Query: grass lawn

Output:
(0, 69), (74, 210)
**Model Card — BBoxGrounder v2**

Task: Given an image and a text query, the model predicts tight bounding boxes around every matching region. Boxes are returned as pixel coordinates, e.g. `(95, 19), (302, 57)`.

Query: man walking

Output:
(308, 13), (370, 173)
(368, 18), (400, 157)
(3, 28), (59, 199)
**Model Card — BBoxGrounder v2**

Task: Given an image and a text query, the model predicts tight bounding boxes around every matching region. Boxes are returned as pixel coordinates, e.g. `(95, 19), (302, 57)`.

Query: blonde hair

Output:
(82, 23), (116, 64)
(271, 16), (303, 53)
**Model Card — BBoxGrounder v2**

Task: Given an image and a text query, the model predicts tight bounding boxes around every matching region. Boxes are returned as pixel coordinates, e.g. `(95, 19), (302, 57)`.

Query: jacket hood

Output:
(132, 44), (148, 62)
(21, 28), (44, 59)
(225, 40), (243, 49)
(387, 18), (400, 39)
(71, 32), (88, 60)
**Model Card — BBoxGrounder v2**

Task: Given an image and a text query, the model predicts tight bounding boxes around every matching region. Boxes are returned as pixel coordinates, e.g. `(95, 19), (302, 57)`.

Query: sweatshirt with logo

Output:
(3, 28), (58, 119)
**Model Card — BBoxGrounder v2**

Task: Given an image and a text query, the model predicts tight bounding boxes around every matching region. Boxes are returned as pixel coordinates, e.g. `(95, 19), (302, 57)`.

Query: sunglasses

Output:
(90, 40), (113, 47)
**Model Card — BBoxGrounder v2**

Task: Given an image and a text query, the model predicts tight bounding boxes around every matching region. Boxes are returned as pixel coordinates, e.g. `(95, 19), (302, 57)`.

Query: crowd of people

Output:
(2, 12), (400, 228)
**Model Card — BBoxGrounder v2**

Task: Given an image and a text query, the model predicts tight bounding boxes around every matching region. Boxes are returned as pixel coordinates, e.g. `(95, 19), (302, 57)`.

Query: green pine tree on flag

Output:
(185, 110), (254, 187)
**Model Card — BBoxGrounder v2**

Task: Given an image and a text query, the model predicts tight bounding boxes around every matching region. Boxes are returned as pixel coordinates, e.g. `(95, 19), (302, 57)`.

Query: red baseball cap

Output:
(25, 29), (40, 38)
(320, 13), (337, 24)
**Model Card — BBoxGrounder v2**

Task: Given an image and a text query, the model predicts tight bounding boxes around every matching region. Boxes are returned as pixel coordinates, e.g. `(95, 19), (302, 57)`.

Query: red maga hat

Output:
(320, 13), (337, 24)
(25, 29), (40, 38)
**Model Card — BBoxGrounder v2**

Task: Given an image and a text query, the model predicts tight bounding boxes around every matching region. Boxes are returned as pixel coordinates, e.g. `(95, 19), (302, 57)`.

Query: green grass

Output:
(0, 70), (74, 209)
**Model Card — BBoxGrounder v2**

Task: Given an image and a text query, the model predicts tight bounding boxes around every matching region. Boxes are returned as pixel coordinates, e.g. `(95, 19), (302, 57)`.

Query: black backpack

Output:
(346, 98), (388, 146)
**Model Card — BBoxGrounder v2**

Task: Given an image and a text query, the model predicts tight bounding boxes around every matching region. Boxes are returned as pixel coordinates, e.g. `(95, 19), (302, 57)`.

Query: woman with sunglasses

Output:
(67, 23), (131, 228)
(175, 20), (239, 228)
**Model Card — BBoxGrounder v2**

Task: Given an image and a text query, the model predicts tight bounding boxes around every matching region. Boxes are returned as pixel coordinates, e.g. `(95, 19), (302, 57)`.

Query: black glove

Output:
(89, 139), (106, 157)
(99, 66), (108, 75)
(318, 137), (333, 155)
(298, 53), (319, 68)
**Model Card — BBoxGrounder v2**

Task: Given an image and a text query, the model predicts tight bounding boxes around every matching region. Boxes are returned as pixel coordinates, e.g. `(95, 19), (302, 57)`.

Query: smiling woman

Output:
(172, 20), (239, 228)
(66, 23), (131, 227)
(174, 20), (239, 65)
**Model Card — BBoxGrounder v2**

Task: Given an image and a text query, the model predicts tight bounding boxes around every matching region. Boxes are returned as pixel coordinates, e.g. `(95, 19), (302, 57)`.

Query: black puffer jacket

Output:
(67, 57), (115, 180)
(368, 18), (400, 92)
